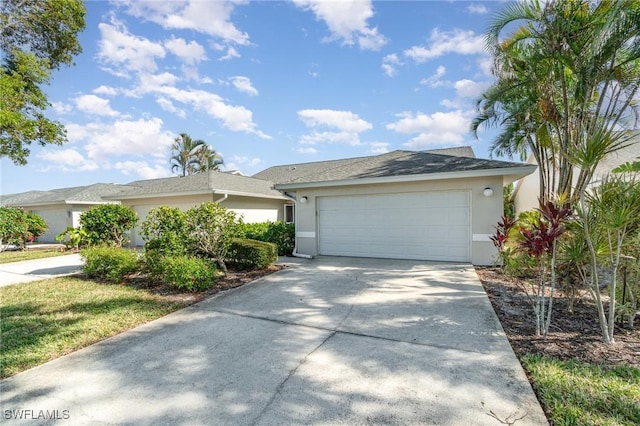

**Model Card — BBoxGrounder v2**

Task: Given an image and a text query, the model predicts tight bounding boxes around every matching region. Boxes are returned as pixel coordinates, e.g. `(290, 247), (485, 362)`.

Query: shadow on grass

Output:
(0, 296), (180, 378)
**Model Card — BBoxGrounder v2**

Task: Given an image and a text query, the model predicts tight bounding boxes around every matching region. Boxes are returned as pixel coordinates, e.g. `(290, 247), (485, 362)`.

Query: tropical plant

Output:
(518, 200), (571, 338)
(474, 0), (640, 205)
(170, 133), (223, 176)
(55, 227), (88, 251)
(579, 175), (640, 343)
(184, 202), (240, 272)
(80, 204), (137, 247)
(0, 0), (85, 165)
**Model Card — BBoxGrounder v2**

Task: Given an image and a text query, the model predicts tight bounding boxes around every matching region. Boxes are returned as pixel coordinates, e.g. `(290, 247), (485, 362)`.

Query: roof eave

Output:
(212, 189), (289, 200)
(274, 165), (537, 190)
(104, 190), (213, 201)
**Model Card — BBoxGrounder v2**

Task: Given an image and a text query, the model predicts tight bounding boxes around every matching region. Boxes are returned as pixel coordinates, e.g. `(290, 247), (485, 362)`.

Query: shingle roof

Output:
(1, 183), (124, 206)
(257, 148), (531, 186)
(253, 147), (479, 184)
(106, 171), (287, 200)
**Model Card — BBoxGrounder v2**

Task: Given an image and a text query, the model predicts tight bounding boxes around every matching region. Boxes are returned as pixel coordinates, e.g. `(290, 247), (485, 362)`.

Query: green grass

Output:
(0, 277), (187, 378)
(521, 354), (640, 426)
(0, 250), (71, 264)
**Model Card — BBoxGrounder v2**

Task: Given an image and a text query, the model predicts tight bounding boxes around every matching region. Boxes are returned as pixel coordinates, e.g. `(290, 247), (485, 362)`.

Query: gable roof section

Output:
(253, 146), (477, 184)
(106, 171), (287, 200)
(1, 183), (124, 207)
(268, 149), (536, 190)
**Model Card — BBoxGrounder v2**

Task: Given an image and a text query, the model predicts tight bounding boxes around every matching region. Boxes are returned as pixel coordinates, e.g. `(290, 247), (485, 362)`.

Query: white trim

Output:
(274, 165), (537, 190)
(472, 234), (493, 242)
(297, 231), (316, 238)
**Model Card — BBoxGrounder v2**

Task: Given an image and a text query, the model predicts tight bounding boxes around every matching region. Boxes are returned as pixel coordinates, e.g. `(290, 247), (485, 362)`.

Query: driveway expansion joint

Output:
(250, 330), (337, 426)
(210, 307), (495, 355)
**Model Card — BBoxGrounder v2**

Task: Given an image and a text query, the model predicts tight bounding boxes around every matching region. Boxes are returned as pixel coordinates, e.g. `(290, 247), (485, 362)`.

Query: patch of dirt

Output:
(476, 267), (640, 367)
(111, 264), (284, 305)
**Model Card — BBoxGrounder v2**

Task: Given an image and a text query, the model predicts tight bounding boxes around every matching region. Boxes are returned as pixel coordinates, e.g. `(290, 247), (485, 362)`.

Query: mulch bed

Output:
(118, 264), (284, 305)
(476, 267), (640, 367)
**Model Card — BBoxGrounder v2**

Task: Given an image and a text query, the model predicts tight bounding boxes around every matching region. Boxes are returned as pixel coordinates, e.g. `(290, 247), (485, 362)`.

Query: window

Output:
(285, 204), (295, 223)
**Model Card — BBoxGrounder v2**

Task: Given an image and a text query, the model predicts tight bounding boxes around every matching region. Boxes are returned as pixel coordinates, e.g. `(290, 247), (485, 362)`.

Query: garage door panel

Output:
(318, 192), (470, 262)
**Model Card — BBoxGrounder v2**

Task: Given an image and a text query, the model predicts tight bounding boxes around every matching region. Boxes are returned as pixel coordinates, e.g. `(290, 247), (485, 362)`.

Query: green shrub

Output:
(237, 222), (270, 240)
(0, 206), (29, 249)
(81, 246), (139, 282)
(159, 255), (217, 291)
(80, 204), (138, 247)
(237, 221), (295, 256)
(24, 211), (47, 243)
(228, 238), (277, 270)
(184, 202), (240, 270)
(140, 206), (188, 254)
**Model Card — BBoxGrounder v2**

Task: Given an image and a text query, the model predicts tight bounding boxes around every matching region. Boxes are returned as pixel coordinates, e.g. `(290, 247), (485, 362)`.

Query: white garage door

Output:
(318, 191), (471, 261)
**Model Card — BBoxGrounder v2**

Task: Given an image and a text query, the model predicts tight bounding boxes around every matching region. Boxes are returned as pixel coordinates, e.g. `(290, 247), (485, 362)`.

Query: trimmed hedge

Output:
(81, 246), (139, 283)
(237, 221), (294, 256)
(158, 255), (218, 291)
(228, 238), (277, 270)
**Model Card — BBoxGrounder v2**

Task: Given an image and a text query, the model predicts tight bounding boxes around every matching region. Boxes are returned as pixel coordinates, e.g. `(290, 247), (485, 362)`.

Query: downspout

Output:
(280, 191), (312, 259)
(212, 193), (228, 204)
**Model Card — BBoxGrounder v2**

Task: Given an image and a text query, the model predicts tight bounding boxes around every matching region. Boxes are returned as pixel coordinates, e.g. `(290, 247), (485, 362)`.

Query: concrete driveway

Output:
(0, 257), (547, 425)
(0, 254), (83, 287)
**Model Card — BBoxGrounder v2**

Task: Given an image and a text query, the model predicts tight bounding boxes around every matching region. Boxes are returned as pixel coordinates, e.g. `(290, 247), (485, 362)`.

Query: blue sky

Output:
(1, 0), (508, 195)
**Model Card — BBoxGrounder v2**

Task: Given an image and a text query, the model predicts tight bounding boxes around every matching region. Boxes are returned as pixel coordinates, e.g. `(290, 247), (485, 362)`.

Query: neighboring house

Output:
(104, 171), (291, 246)
(0, 184), (123, 242)
(255, 147), (536, 265)
(512, 131), (640, 213)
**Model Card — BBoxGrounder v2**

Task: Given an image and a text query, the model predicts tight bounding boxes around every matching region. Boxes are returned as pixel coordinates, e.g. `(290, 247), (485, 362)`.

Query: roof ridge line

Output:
(287, 152), (389, 183)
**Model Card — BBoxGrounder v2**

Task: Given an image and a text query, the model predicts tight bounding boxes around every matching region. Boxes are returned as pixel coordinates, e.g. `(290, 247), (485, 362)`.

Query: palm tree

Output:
(474, 0), (640, 205)
(170, 133), (207, 176)
(195, 144), (224, 173)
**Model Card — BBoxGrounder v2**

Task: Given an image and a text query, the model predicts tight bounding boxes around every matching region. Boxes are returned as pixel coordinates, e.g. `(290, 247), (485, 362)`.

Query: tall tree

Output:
(195, 144), (224, 173)
(0, 0), (86, 165)
(473, 0), (640, 204)
(170, 133), (223, 176)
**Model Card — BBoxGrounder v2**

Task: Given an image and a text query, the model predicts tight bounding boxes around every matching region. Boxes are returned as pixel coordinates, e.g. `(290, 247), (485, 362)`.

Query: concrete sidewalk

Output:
(0, 257), (547, 425)
(0, 254), (83, 287)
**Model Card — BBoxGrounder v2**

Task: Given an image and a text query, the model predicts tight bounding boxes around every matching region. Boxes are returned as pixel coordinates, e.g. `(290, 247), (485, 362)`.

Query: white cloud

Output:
(114, 161), (173, 179)
(97, 20), (165, 76)
(51, 101), (72, 115)
(75, 95), (120, 117)
(156, 97), (187, 118)
(230, 155), (264, 167)
(369, 142), (389, 154)
(453, 79), (490, 99)
(219, 46), (240, 61)
(386, 110), (472, 148)
(123, 0), (250, 45)
(164, 37), (206, 65)
(466, 4), (489, 15)
(229, 76), (258, 96)
(478, 56), (494, 77)
(297, 109), (372, 147)
(420, 65), (447, 87)
(404, 28), (485, 63)
(93, 85), (118, 96)
(298, 109), (372, 133)
(66, 117), (175, 161)
(297, 147), (318, 154)
(37, 149), (99, 172)
(293, 0), (387, 50)
(382, 53), (401, 77)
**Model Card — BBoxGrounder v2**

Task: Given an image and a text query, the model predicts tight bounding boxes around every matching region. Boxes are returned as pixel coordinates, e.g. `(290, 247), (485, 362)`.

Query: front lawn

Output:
(0, 277), (186, 378)
(0, 250), (71, 264)
(522, 354), (640, 426)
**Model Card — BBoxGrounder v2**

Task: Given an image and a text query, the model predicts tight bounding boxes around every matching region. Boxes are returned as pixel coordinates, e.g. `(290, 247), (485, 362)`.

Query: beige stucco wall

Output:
(120, 194), (288, 246)
(291, 176), (503, 265)
(29, 204), (95, 243)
